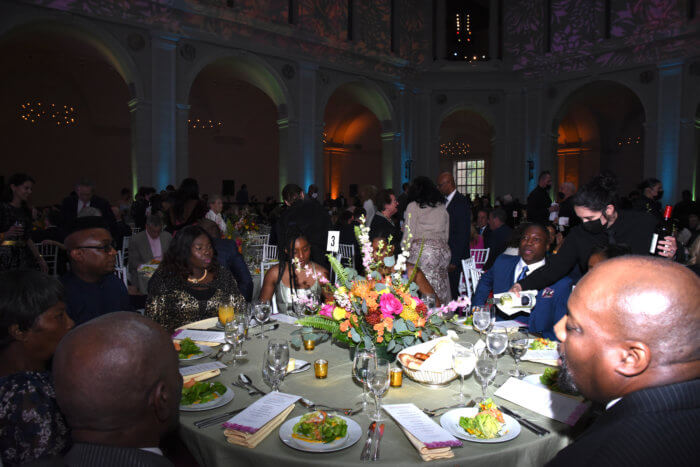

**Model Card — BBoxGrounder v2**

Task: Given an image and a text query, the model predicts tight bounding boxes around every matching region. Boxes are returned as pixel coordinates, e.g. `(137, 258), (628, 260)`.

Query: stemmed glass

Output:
(472, 307), (491, 337)
(475, 352), (498, 402)
(353, 348), (376, 408)
(508, 328), (529, 378)
(233, 314), (249, 358)
(254, 301), (272, 339)
(452, 343), (476, 402)
(266, 339), (290, 392)
(367, 358), (390, 421)
(486, 332), (508, 357)
(424, 294), (437, 311)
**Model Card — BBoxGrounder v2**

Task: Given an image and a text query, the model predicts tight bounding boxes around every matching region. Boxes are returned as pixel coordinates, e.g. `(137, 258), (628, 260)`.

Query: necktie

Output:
(517, 265), (529, 282)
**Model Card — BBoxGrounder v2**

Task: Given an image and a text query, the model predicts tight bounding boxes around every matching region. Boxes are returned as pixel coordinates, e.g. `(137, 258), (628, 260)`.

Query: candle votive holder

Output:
(303, 339), (315, 351)
(390, 367), (403, 387)
(314, 359), (328, 379)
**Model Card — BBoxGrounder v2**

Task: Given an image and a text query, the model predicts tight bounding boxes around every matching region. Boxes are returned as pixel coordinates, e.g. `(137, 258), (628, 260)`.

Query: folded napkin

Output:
(401, 428), (454, 462)
(522, 348), (560, 367)
(223, 404), (295, 448)
(183, 369), (220, 383)
(419, 337), (455, 371)
(177, 317), (219, 330)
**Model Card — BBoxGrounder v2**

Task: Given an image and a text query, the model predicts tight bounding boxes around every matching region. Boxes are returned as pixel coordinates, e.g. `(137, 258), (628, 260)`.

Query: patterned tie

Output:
(517, 265), (529, 282)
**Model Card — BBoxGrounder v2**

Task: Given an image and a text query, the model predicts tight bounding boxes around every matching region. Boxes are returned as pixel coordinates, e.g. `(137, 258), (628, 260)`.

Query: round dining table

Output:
(177, 318), (580, 467)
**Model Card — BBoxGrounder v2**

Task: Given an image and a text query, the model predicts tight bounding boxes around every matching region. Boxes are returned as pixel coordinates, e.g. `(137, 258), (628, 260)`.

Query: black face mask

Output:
(581, 218), (605, 234)
(546, 184), (552, 190)
(655, 190), (664, 200)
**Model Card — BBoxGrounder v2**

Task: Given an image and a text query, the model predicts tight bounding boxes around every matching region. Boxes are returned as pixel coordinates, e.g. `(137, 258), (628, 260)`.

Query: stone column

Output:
(175, 103), (190, 184)
(678, 117), (697, 198)
(655, 62), (683, 205)
(150, 34), (178, 189)
(277, 116), (302, 196)
(297, 62), (321, 190)
(128, 98), (152, 192)
(381, 131), (399, 189)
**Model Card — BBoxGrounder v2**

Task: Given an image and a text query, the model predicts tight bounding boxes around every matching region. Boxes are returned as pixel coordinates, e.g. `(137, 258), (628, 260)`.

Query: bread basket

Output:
(397, 338), (457, 386)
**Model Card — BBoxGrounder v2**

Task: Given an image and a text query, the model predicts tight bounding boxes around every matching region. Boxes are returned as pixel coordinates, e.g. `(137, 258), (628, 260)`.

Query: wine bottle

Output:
(649, 205), (674, 256)
(497, 292), (537, 308)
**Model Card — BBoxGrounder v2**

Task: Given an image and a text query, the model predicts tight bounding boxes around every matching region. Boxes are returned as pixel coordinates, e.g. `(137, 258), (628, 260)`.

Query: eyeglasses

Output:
(75, 242), (117, 253)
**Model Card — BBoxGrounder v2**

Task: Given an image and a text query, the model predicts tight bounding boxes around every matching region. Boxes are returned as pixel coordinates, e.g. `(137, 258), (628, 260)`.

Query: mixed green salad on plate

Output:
(176, 337), (204, 360)
(181, 381), (227, 405)
(458, 399), (506, 439)
(292, 411), (348, 444)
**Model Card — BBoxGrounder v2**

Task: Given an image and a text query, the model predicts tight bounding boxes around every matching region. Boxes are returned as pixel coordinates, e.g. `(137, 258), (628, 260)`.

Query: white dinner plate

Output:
(440, 407), (521, 443)
(523, 374), (549, 390)
(279, 415), (362, 453)
(179, 344), (213, 361)
(289, 359), (310, 374)
(180, 386), (234, 412)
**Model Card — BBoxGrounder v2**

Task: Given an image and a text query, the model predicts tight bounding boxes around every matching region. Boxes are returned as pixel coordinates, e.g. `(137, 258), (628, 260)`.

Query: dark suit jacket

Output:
(61, 272), (133, 325)
(62, 442), (174, 467)
(446, 191), (471, 266)
(214, 239), (254, 302)
(128, 231), (172, 280)
(526, 185), (552, 224)
(60, 195), (115, 228)
(471, 254), (572, 340)
(484, 224), (513, 270)
(547, 379), (700, 467)
(369, 214), (400, 251)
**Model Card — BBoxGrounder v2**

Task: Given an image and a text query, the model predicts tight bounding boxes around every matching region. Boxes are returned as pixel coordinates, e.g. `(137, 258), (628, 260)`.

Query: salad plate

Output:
(279, 415), (361, 453)
(180, 385), (234, 412)
(440, 407), (520, 443)
(179, 344), (213, 361)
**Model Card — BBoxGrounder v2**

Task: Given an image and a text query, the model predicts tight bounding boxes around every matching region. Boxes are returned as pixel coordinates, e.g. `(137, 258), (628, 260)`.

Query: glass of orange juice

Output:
(218, 304), (235, 327)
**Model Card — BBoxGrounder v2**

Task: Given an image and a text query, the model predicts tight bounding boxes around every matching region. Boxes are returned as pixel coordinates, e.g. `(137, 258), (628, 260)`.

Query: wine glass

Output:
(472, 307), (491, 337)
(508, 328), (529, 378)
(366, 358), (391, 421)
(266, 339), (290, 392)
(353, 348), (376, 407)
(242, 302), (253, 341)
(452, 343), (476, 402)
(486, 332), (508, 357)
(475, 352), (498, 402)
(233, 313), (248, 358)
(254, 301), (272, 339)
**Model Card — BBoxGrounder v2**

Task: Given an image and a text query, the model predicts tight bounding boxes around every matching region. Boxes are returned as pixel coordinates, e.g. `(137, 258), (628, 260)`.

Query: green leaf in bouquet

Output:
(406, 320), (416, 332)
(362, 335), (373, 350)
(327, 254), (349, 286)
(302, 326), (314, 333)
(383, 256), (395, 267)
(386, 338), (396, 352)
(409, 282), (419, 295)
(349, 327), (361, 343)
(402, 336), (415, 346)
(370, 271), (382, 281)
(345, 268), (357, 280)
(393, 318), (408, 333)
(375, 283), (387, 292)
(290, 336), (303, 349)
(429, 314), (442, 325)
(361, 300), (368, 315)
(393, 342), (404, 352)
(439, 324), (448, 335)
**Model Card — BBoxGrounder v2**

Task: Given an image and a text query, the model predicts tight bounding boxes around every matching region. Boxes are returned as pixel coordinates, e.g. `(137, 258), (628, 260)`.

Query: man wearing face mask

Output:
(509, 173), (678, 294)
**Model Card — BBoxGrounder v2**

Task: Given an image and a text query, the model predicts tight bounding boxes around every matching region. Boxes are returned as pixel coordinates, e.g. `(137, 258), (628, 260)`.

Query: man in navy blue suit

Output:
(198, 219), (253, 302)
(437, 172), (471, 300)
(471, 223), (571, 339)
(547, 257), (699, 466)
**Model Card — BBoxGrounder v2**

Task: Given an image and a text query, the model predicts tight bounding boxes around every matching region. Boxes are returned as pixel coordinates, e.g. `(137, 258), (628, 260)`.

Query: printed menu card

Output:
(383, 404), (462, 448)
(172, 329), (225, 344)
(223, 392), (300, 433)
(179, 362), (226, 377)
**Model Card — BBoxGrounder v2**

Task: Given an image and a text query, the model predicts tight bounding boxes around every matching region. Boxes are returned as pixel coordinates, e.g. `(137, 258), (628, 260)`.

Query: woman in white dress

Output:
(205, 194), (227, 237)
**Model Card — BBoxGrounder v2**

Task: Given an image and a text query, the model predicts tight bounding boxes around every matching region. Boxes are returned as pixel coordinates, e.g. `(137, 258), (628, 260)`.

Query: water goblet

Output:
(486, 332), (508, 357)
(254, 301), (272, 339)
(452, 343), (476, 402)
(508, 328), (529, 378)
(367, 358), (391, 421)
(475, 352), (498, 402)
(472, 308), (491, 337)
(233, 313), (248, 358)
(353, 348), (376, 407)
(424, 294), (437, 311)
(266, 339), (290, 392)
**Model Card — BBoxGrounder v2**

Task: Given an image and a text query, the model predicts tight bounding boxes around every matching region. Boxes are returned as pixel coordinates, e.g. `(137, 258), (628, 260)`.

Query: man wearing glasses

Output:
(61, 217), (132, 325)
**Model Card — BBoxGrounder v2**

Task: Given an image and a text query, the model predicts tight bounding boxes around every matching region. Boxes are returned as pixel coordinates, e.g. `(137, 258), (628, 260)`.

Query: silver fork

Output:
(422, 401), (474, 417)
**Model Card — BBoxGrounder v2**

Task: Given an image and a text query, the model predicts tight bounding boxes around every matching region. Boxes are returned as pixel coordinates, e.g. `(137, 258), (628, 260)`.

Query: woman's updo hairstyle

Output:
(572, 172), (619, 211)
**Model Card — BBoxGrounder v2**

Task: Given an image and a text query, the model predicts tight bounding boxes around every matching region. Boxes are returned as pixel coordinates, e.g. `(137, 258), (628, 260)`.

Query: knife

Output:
(360, 422), (376, 460)
(194, 407), (246, 428)
(372, 424), (385, 461)
(499, 406), (550, 436)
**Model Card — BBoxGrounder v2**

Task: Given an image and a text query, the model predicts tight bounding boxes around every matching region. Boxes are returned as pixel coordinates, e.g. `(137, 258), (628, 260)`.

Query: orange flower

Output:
(416, 317), (426, 328)
(376, 335), (384, 343)
(382, 317), (394, 332)
(347, 331), (353, 338)
(417, 330), (422, 338)
(373, 322), (385, 333)
(339, 320), (350, 332)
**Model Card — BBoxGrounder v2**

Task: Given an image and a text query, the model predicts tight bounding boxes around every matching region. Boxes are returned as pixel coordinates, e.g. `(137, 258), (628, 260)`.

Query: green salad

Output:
(539, 367), (561, 391)
(292, 411), (348, 444)
(177, 337), (203, 359)
(181, 381), (226, 405)
(458, 399), (505, 439)
(529, 337), (557, 350)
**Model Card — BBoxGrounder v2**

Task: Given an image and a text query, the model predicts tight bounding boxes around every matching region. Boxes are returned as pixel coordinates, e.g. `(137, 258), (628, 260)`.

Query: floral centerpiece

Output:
(290, 216), (466, 357)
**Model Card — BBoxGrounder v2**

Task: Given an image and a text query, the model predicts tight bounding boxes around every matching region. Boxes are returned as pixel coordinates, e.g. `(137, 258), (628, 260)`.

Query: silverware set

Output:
(499, 406), (550, 436)
(360, 421), (384, 461)
(421, 400), (474, 417)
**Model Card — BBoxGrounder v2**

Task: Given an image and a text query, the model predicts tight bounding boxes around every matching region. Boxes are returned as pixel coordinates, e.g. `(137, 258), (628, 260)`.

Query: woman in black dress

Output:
(0, 174), (47, 272)
(145, 225), (244, 332)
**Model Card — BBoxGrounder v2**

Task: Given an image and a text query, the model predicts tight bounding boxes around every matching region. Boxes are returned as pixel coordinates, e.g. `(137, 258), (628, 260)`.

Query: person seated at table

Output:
(204, 193), (227, 237)
(371, 236), (440, 305)
(472, 223), (572, 340)
(259, 229), (329, 313)
(586, 243), (631, 270)
(547, 257), (699, 466)
(53, 312), (181, 467)
(146, 225), (244, 332)
(0, 270), (73, 465)
(129, 214), (172, 282)
(61, 217), (133, 325)
(197, 219), (253, 302)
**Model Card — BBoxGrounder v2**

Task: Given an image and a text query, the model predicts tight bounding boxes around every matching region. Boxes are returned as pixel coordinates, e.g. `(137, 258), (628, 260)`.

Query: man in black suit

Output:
(547, 256), (700, 467)
(369, 188), (400, 251)
(53, 312), (181, 466)
(526, 171), (553, 224)
(483, 208), (512, 270)
(475, 207), (489, 236)
(437, 172), (471, 299)
(60, 179), (116, 229)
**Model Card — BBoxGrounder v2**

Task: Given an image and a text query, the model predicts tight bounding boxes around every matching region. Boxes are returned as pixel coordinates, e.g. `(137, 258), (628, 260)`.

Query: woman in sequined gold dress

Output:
(146, 225), (244, 332)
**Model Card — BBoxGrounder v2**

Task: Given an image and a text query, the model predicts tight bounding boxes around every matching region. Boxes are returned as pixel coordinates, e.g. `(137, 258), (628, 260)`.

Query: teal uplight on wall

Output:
(657, 63), (682, 206)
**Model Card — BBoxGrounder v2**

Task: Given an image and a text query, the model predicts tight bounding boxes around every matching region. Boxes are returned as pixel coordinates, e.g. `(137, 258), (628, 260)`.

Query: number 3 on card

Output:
(326, 231), (340, 253)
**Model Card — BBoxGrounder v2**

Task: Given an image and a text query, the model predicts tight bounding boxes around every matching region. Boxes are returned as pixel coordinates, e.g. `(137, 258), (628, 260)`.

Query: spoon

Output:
(215, 343), (232, 360)
(238, 374), (267, 396)
(299, 398), (354, 414)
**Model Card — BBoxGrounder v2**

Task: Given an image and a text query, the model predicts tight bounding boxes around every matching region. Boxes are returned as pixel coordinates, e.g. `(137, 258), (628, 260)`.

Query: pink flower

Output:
(380, 293), (403, 319)
(320, 303), (334, 318)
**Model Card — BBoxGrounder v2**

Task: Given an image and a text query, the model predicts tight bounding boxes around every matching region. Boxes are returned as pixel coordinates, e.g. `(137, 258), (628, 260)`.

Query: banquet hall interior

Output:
(1, 1), (699, 466)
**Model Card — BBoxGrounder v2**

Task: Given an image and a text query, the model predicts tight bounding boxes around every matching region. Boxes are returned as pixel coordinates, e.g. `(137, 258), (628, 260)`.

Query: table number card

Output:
(383, 404), (462, 448)
(172, 329), (225, 343)
(223, 392), (300, 433)
(495, 377), (590, 426)
(179, 361), (226, 377)
(326, 230), (340, 253)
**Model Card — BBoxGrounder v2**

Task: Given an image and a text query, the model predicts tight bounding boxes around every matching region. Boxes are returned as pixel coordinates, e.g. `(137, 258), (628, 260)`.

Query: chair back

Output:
(120, 236), (131, 268)
(35, 242), (59, 276)
(261, 244), (277, 262)
(338, 243), (355, 269)
(461, 258), (483, 299)
(115, 266), (128, 287)
(247, 233), (269, 247)
(470, 248), (490, 267)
